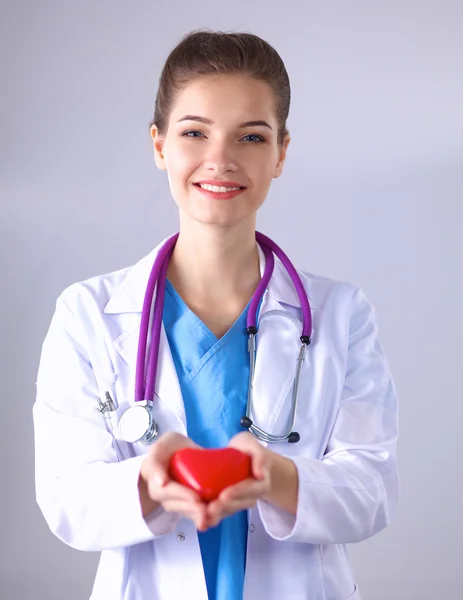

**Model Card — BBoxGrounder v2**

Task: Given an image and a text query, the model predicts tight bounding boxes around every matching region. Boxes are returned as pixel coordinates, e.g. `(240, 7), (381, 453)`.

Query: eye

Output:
(182, 130), (205, 138)
(241, 134), (265, 144)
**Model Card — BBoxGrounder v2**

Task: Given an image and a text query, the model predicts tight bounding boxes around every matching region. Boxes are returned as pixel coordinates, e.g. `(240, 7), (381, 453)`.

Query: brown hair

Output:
(150, 30), (291, 145)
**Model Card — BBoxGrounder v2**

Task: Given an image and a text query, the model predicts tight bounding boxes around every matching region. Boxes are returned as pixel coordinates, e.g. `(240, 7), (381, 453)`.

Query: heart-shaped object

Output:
(169, 447), (253, 503)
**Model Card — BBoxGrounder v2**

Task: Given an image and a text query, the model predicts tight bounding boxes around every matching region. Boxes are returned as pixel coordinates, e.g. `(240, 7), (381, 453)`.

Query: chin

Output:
(186, 210), (252, 228)
(179, 202), (249, 226)
(193, 215), (246, 227)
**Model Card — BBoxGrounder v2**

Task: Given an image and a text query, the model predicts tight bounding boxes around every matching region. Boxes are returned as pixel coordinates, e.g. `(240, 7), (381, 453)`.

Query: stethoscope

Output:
(117, 232), (312, 446)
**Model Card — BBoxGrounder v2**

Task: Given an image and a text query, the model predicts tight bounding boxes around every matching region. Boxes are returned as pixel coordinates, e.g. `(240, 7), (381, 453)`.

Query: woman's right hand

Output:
(138, 432), (209, 531)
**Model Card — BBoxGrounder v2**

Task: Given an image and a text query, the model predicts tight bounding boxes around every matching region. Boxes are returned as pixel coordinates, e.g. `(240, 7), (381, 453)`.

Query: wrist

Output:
(264, 452), (298, 515)
(138, 465), (161, 519)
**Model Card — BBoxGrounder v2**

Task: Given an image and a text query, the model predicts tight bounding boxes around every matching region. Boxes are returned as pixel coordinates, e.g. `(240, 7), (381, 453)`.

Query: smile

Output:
(193, 182), (247, 200)
(196, 183), (244, 193)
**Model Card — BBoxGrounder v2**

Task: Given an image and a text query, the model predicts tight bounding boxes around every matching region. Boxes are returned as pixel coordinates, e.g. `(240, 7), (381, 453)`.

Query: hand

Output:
(139, 432), (209, 531)
(205, 432), (273, 529)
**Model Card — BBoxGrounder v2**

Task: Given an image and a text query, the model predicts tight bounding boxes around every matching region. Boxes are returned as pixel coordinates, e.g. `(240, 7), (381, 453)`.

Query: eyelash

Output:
(182, 130), (265, 144)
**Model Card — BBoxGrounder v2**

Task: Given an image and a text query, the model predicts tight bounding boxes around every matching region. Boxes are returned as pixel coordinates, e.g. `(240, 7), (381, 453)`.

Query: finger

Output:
(195, 510), (210, 532)
(162, 498), (208, 528)
(218, 477), (270, 503)
(153, 433), (192, 464)
(245, 448), (271, 481)
(251, 455), (271, 481)
(147, 434), (201, 486)
(228, 434), (270, 481)
(150, 480), (204, 504)
(207, 495), (256, 518)
(163, 500), (209, 532)
(207, 498), (256, 527)
(162, 498), (205, 519)
(161, 499), (199, 515)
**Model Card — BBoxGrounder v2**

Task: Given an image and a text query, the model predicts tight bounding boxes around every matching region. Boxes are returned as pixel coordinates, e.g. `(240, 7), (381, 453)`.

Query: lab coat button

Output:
(177, 532), (186, 542)
(249, 524), (255, 533)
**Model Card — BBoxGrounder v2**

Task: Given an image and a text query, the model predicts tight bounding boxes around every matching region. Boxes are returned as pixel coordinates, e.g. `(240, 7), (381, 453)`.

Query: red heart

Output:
(169, 447), (253, 503)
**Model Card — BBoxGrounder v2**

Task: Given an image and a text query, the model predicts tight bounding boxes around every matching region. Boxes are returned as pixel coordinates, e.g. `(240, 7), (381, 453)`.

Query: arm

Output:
(257, 287), (399, 544)
(34, 295), (181, 552)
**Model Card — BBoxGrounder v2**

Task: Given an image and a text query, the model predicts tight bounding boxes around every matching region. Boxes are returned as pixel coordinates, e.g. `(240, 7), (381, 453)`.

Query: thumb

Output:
(141, 451), (169, 488)
(153, 433), (200, 485)
(252, 455), (270, 481)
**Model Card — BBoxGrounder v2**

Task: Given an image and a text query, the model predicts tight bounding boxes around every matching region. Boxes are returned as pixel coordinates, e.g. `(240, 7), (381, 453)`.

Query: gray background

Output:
(1, 1), (462, 598)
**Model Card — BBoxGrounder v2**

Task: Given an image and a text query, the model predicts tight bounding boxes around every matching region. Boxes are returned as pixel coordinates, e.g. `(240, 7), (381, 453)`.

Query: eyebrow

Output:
(177, 115), (273, 130)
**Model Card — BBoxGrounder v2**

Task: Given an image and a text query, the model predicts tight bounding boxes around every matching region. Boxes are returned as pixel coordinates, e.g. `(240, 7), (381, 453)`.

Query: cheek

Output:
(253, 160), (277, 189)
(251, 147), (279, 177)
(165, 143), (198, 181)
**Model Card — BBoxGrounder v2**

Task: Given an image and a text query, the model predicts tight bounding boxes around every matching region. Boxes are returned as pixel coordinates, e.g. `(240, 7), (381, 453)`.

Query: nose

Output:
(203, 139), (238, 174)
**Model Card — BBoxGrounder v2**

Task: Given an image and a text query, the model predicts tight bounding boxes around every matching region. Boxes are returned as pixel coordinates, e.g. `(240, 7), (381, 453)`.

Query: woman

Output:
(34, 30), (399, 600)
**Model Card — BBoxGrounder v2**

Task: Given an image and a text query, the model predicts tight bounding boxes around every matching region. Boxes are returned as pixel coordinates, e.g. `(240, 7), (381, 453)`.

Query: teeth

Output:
(198, 183), (241, 193)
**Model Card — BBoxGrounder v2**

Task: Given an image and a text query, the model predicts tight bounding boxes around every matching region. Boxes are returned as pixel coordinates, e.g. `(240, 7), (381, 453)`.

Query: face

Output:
(150, 74), (290, 229)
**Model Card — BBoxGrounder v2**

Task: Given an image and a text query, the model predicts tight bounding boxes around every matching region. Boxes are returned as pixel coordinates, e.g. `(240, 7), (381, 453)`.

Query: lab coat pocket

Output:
(319, 543), (360, 600)
(94, 373), (138, 462)
(96, 392), (126, 462)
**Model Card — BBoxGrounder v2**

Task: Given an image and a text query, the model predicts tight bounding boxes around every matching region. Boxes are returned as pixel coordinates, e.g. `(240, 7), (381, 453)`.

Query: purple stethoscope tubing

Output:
(129, 231), (312, 444)
(254, 232), (312, 339)
(135, 233), (178, 402)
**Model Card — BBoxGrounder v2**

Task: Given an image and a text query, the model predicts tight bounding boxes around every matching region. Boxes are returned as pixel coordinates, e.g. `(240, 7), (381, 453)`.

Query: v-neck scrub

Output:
(162, 279), (257, 600)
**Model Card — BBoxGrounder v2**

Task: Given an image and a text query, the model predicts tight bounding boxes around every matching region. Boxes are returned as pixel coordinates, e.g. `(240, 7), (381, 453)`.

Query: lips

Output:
(194, 185), (246, 200)
(193, 181), (246, 190)
(194, 179), (246, 189)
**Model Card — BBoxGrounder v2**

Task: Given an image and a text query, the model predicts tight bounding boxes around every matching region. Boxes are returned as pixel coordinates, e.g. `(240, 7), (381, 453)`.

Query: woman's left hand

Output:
(205, 432), (273, 529)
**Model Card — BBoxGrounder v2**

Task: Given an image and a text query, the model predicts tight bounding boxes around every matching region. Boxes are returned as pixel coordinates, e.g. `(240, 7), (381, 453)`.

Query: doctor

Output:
(34, 30), (399, 600)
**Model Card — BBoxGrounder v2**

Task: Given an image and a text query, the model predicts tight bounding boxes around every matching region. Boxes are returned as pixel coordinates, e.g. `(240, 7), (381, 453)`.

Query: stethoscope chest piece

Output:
(118, 402), (158, 444)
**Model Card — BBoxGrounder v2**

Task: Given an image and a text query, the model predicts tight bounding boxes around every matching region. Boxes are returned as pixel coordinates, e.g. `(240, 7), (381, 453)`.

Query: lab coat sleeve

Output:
(257, 287), (399, 544)
(33, 295), (182, 552)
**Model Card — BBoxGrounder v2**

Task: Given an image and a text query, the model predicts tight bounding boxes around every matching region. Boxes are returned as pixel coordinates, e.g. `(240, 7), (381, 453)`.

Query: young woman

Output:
(34, 30), (399, 600)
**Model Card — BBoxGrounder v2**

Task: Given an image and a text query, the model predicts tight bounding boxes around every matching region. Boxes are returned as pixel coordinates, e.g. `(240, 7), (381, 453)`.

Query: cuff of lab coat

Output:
(121, 455), (182, 542)
(143, 502), (182, 537)
(256, 456), (303, 541)
(257, 498), (297, 540)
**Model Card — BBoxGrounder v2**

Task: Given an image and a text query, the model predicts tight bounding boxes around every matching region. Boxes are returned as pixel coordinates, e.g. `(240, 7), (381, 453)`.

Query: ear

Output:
(150, 124), (167, 170)
(273, 134), (291, 179)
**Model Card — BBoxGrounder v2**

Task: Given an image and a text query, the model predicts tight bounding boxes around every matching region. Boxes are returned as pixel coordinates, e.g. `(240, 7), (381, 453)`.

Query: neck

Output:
(166, 218), (261, 303)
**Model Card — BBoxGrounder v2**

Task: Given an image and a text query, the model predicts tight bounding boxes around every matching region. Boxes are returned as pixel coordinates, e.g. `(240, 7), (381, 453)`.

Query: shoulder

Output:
(269, 253), (374, 321)
(297, 268), (358, 306)
(59, 265), (131, 303)
(56, 263), (133, 315)
(296, 268), (379, 341)
(55, 245), (158, 317)
(292, 267), (378, 339)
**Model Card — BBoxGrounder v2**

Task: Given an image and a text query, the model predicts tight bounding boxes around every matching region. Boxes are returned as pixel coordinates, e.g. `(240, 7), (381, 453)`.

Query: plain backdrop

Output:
(1, 1), (462, 598)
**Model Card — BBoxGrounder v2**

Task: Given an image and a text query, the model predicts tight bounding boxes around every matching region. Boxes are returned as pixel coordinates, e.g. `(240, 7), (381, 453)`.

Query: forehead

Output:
(169, 75), (277, 124)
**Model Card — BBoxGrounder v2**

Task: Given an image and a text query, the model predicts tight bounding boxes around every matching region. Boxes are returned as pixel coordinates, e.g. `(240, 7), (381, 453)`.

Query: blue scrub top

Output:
(163, 279), (257, 600)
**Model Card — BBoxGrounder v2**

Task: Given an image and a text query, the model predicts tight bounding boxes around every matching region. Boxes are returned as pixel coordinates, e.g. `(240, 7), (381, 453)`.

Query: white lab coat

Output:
(34, 238), (399, 600)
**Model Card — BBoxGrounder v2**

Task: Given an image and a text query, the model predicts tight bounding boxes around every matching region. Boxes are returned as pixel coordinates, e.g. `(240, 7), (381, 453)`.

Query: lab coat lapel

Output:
(105, 238), (187, 431)
(105, 236), (315, 440)
(111, 321), (187, 428)
(250, 297), (301, 444)
(250, 256), (316, 445)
